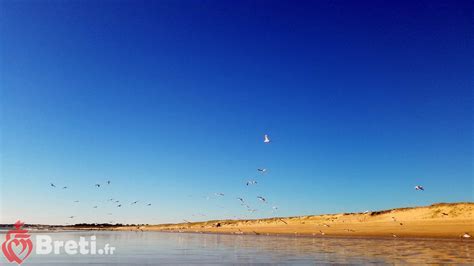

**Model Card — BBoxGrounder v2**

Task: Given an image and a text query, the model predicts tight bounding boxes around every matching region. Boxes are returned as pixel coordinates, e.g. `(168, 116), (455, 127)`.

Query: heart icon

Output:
(6, 239), (32, 264)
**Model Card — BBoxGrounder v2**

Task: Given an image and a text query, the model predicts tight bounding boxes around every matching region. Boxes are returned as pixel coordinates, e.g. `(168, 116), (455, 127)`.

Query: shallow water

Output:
(1, 231), (472, 264)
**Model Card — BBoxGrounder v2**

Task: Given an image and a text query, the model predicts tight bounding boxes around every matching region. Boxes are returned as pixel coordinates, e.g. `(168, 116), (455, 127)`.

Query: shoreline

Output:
(62, 202), (474, 239)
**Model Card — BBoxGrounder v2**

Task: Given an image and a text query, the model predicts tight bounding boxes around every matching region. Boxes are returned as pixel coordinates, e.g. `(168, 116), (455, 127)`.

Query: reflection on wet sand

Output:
(139, 231), (473, 264)
(2, 231), (471, 264)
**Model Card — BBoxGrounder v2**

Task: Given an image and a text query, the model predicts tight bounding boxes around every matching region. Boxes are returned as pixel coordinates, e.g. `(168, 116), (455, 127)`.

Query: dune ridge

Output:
(115, 202), (473, 239)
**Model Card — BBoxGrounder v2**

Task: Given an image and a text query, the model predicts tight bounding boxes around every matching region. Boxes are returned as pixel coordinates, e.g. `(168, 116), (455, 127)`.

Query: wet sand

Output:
(114, 202), (473, 239)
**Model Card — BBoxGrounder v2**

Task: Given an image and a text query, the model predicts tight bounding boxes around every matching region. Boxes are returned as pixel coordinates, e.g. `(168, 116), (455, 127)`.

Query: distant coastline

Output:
(5, 202), (469, 239)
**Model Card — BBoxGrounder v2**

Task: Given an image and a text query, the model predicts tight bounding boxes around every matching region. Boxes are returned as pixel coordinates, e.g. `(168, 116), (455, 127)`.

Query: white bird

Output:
(237, 197), (244, 203)
(462, 233), (471, 238)
(257, 196), (266, 203)
(246, 180), (258, 186)
(215, 193), (224, 197)
(93, 206), (98, 209)
(264, 134), (271, 143)
(272, 206), (278, 211)
(50, 183), (56, 188)
(62, 186), (68, 189)
(117, 204), (122, 208)
(74, 200), (79, 203)
(414, 185), (424, 191)
(147, 203), (152, 206)
(257, 168), (267, 174)
(68, 216), (75, 219)
(131, 201), (139, 205)
(95, 184), (101, 188)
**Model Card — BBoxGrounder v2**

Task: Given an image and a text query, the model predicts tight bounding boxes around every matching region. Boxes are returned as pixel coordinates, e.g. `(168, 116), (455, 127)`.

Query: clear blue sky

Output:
(1, 0), (472, 225)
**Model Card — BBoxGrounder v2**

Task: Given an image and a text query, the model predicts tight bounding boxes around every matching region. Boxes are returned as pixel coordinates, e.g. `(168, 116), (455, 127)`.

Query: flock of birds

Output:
(49, 179), (153, 223)
(199, 134), (280, 220)
(49, 133), (436, 232)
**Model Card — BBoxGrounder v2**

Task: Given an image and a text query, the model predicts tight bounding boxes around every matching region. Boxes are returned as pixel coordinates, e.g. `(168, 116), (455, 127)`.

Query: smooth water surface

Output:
(0, 231), (472, 264)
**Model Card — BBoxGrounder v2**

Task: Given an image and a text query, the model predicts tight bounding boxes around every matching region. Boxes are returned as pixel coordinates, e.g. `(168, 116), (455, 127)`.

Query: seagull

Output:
(147, 203), (152, 206)
(62, 186), (68, 189)
(50, 183), (56, 188)
(462, 233), (471, 238)
(215, 193), (224, 197)
(257, 196), (266, 203)
(131, 201), (139, 205)
(246, 180), (258, 186)
(263, 134), (271, 144)
(414, 185), (424, 191)
(237, 197), (244, 203)
(95, 184), (101, 188)
(74, 200), (79, 203)
(93, 206), (98, 209)
(68, 216), (75, 219)
(117, 204), (122, 208)
(115, 200), (120, 203)
(257, 168), (267, 174)
(107, 180), (111, 185)
(108, 198), (114, 202)
(272, 206), (278, 211)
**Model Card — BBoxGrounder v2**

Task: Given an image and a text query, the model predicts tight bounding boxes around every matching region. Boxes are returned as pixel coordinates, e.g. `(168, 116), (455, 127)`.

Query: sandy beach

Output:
(111, 202), (473, 239)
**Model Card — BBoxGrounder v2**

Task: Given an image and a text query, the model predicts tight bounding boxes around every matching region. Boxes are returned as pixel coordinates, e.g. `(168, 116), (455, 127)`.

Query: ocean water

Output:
(0, 231), (472, 264)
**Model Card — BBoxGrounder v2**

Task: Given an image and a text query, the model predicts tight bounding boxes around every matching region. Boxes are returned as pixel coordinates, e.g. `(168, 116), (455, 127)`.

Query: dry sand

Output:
(116, 202), (473, 239)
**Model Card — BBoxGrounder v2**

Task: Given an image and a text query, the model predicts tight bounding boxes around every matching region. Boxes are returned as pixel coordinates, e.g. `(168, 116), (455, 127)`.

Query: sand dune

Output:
(117, 202), (473, 239)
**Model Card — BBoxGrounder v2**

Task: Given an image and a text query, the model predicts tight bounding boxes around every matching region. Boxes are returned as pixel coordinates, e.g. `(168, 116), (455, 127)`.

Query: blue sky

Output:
(1, 0), (472, 225)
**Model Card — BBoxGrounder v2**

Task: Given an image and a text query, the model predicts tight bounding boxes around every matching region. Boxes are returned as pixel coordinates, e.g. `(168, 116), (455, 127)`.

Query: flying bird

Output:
(246, 180), (258, 186)
(117, 204), (122, 208)
(414, 185), (424, 191)
(147, 203), (152, 206)
(95, 184), (101, 188)
(107, 180), (111, 185)
(237, 197), (244, 203)
(263, 134), (271, 143)
(50, 183), (56, 188)
(131, 201), (139, 205)
(74, 200), (79, 203)
(257, 196), (266, 203)
(68, 216), (75, 219)
(93, 206), (98, 209)
(215, 193), (224, 197)
(62, 186), (68, 189)
(257, 168), (267, 174)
